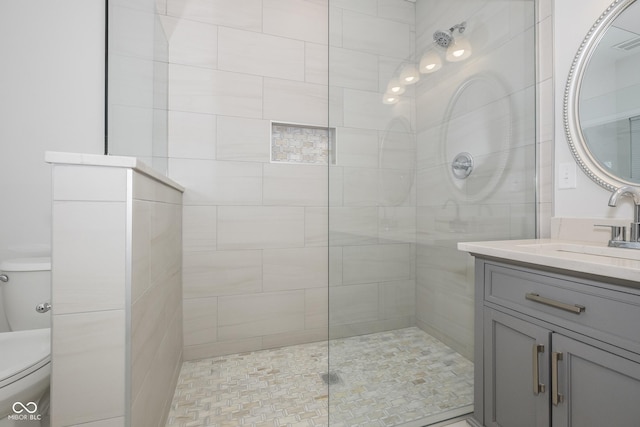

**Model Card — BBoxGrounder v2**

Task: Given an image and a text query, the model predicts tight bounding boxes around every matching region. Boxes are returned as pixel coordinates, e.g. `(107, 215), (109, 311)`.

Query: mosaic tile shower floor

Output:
(165, 327), (474, 427)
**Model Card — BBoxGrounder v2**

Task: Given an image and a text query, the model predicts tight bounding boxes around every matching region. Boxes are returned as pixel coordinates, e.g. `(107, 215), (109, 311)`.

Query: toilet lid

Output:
(0, 328), (50, 388)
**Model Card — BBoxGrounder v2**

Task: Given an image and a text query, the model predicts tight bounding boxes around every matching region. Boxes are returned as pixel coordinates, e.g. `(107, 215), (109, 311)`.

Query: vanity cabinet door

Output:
(551, 334), (640, 427)
(484, 308), (551, 427)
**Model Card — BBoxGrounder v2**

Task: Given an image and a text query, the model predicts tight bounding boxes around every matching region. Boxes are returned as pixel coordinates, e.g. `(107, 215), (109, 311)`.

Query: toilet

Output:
(0, 258), (51, 427)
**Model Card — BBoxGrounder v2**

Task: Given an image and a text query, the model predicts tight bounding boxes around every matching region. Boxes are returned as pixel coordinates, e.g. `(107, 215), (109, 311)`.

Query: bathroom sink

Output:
(516, 242), (640, 261)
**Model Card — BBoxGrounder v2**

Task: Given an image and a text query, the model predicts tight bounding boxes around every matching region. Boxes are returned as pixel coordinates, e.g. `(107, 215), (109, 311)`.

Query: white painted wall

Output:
(553, 0), (636, 219)
(0, 0), (105, 330)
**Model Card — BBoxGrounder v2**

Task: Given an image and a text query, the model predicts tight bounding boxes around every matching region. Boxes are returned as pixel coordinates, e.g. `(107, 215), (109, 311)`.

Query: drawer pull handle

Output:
(525, 293), (586, 314)
(532, 344), (545, 395)
(552, 351), (564, 406)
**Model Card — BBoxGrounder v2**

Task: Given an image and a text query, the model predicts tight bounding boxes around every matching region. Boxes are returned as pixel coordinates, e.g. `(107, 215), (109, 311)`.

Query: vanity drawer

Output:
(484, 263), (640, 353)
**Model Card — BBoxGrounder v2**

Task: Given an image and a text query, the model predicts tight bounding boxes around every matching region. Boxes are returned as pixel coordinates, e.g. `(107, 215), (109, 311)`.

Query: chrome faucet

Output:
(604, 186), (640, 248)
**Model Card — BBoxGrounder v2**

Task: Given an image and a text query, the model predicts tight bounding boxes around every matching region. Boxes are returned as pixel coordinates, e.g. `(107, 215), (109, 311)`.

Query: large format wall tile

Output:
(169, 64), (263, 117)
(51, 310), (125, 426)
(329, 283), (378, 325)
(336, 127), (379, 168)
(342, 167), (378, 206)
(305, 207), (328, 247)
(218, 27), (305, 81)
(342, 10), (412, 59)
(53, 165), (128, 202)
(132, 200), (152, 304)
(329, 47), (379, 91)
(263, 163), (327, 206)
(169, 158), (263, 205)
(51, 164), (183, 427)
(163, 0), (420, 354)
(131, 307), (183, 427)
(217, 291), (305, 340)
(183, 296), (218, 346)
(216, 116), (270, 162)
(263, 247), (328, 291)
(379, 279), (416, 319)
(329, 0), (376, 15)
(52, 202), (126, 314)
(168, 111), (216, 160)
(182, 205), (217, 252)
(329, 207), (378, 246)
(305, 288), (329, 330)
(165, 16), (217, 68)
(342, 243), (412, 285)
(167, 0), (262, 31)
(263, 78), (328, 126)
(305, 42), (329, 85)
(263, 0), (328, 45)
(183, 249), (262, 297)
(217, 206), (305, 249)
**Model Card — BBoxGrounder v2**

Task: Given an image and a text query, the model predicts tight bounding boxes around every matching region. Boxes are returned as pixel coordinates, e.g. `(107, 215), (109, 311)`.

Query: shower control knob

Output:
(36, 302), (51, 313)
(0, 274), (7, 282)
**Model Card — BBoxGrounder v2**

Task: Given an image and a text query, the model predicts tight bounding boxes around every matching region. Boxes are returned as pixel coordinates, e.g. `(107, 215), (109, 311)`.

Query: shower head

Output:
(433, 22), (467, 48)
(433, 30), (453, 48)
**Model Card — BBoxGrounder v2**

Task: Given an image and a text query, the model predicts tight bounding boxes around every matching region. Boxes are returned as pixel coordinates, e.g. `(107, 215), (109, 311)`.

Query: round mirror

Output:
(564, 0), (640, 191)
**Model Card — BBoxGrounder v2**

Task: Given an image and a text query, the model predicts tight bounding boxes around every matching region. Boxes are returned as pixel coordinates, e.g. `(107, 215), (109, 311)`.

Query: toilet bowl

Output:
(0, 329), (50, 426)
(0, 258), (51, 426)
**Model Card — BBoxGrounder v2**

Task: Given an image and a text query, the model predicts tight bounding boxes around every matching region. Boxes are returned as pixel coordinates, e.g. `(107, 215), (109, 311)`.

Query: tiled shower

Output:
(108, 0), (538, 425)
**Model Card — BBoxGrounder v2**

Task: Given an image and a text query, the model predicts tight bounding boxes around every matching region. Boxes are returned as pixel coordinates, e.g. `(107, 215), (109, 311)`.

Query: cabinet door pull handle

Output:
(532, 344), (545, 395)
(552, 351), (564, 406)
(525, 293), (586, 314)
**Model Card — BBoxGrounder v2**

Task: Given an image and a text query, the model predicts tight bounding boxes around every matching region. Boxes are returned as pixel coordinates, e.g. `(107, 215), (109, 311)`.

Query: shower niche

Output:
(270, 122), (337, 165)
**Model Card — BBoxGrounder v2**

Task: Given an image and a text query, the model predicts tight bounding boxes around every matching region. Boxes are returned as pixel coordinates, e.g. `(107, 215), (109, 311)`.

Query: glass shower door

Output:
(327, 0), (537, 425)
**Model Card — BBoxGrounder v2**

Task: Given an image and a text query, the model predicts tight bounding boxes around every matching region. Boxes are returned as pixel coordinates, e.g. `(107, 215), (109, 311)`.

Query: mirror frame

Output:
(564, 0), (638, 191)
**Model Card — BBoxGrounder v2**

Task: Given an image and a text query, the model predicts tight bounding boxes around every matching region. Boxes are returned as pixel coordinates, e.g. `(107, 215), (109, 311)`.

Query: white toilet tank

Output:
(0, 257), (51, 331)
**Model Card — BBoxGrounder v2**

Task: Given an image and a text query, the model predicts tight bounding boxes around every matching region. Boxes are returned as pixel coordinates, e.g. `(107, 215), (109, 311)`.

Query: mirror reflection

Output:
(580, 0), (640, 183)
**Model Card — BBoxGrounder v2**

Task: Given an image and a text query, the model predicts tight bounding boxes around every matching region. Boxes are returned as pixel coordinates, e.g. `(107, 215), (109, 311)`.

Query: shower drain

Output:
(320, 372), (342, 385)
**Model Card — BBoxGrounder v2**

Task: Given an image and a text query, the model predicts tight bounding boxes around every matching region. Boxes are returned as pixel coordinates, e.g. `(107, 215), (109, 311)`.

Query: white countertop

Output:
(458, 239), (640, 283)
(45, 151), (184, 192)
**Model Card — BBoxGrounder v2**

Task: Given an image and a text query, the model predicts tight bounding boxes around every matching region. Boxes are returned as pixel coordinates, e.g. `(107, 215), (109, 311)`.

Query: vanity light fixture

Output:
(419, 50), (442, 73)
(387, 78), (406, 95)
(446, 33), (472, 62)
(382, 93), (400, 105)
(433, 21), (472, 62)
(399, 63), (420, 84)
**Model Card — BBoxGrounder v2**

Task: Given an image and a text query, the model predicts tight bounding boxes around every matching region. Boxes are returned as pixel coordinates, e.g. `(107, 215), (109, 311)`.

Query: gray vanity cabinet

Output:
(484, 308), (550, 427)
(551, 333), (640, 427)
(472, 258), (640, 427)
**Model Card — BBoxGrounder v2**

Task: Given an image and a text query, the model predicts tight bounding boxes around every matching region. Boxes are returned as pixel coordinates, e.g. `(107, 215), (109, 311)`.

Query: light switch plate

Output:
(558, 162), (577, 189)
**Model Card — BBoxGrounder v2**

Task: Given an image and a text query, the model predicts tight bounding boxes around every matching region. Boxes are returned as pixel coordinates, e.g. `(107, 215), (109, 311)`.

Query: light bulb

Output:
(399, 64), (420, 85)
(446, 35), (472, 62)
(382, 93), (399, 105)
(419, 51), (442, 74)
(386, 79), (406, 95)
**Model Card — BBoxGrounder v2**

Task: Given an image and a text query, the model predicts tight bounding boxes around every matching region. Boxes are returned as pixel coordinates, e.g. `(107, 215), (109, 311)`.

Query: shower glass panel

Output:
(327, 0), (537, 426)
(107, 0), (169, 173)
